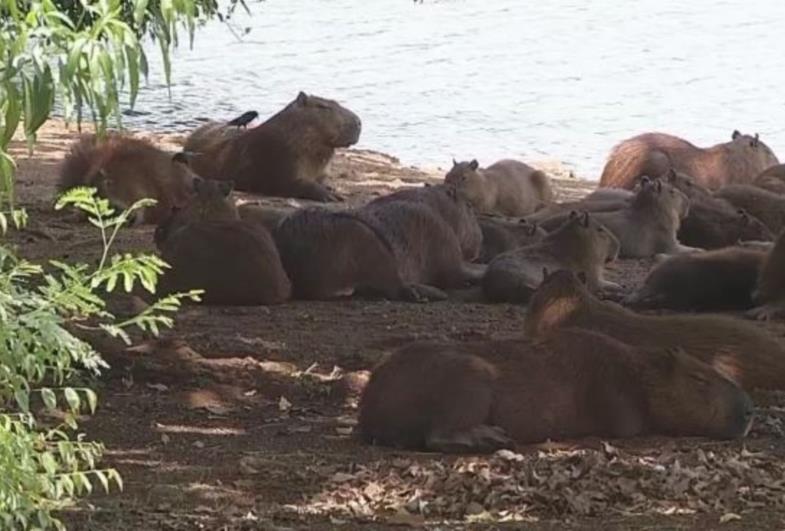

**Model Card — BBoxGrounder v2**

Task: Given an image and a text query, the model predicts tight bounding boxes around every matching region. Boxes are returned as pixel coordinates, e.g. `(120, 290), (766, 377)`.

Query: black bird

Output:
(227, 110), (259, 128)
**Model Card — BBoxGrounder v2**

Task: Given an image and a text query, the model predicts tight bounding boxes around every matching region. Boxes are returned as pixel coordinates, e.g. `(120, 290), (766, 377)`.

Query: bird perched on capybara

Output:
(58, 134), (196, 224)
(477, 215), (546, 263)
(715, 184), (785, 234)
(524, 269), (785, 390)
(184, 92), (361, 202)
(155, 178), (291, 305)
(753, 164), (785, 194)
(625, 247), (766, 311)
(599, 131), (779, 190)
(482, 211), (620, 303)
(226, 110), (259, 128)
(748, 229), (785, 320)
(358, 328), (753, 453)
(445, 159), (553, 217)
(368, 183), (482, 261)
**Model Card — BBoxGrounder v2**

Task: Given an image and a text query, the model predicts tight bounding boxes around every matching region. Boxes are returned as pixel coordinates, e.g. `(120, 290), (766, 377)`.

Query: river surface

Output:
(126, 0), (785, 179)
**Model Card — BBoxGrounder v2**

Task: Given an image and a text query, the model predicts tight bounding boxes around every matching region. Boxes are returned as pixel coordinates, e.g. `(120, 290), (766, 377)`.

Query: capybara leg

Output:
(290, 180), (343, 202)
(426, 425), (513, 454)
(399, 283), (448, 302)
(746, 302), (785, 321)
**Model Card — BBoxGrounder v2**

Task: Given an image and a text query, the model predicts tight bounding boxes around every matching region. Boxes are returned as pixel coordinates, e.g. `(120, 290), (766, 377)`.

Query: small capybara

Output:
(524, 269), (785, 390)
(184, 93), (361, 202)
(358, 328), (753, 452)
(155, 179), (291, 305)
(625, 247), (766, 311)
(368, 183), (482, 261)
(482, 211), (620, 303)
(748, 229), (785, 320)
(59, 134), (196, 224)
(599, 131), (779, 190)
(477, 215), (546, 263)
(445, 159), (553, 217)
(753, 164), (785, 194)
(715, 184), (785, 234)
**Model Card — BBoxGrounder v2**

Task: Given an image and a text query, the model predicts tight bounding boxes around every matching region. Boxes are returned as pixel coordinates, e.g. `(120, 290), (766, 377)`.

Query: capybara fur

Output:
(445, 159), (553, 217)
(524, 270), (785, 390)
(184, 92), (361, 201)
(237, 203), (295, 233)
(482, 211), (620, 303)
(625, 247), (766, 311)
(477, 215), (546, 263)
(59, 134), (196, 224)
(358, 329), (753, 452)
(753, 164), (785, 195)
(715, 184), (785, 234)
(748, 229), (785, 320)
(369, 184), (482, 261)
(599, 131), (779, 190)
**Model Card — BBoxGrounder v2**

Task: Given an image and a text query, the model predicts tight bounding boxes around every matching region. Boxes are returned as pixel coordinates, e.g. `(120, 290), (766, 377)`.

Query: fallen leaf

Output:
(278, 396), (292, 412)
(720, 513), (742, 524)
(160, 433), (170, 445)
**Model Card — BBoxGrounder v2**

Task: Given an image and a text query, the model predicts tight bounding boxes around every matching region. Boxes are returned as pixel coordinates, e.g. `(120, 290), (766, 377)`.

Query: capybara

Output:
(477, 215), (547, 263)
(715, 184), (785, 234)
(482, 211), (620, 303)
(369, 184), (482, 261)
(524, 269), (785, 390)
(59, 134), (196, 224)
(599, 131), (779, 190)
(358, 329), (753, 452)
(445, 159), (553, 217)
(184, 93), (362, 202)
(753, 164), (785, 194)
(155, 179), (290, 305)
(748, 229), (785, 320)
(625, 247), (766, 311)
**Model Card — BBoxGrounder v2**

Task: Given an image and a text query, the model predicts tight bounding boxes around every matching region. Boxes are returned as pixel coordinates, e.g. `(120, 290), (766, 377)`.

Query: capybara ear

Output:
(666, 168), (677, 182)
(576, 270), (588, 285)
(219, 181), (235, 197)
(639, 175), (652, 187)
(296, 91), (309, 105)
(655, 179), (663, 193)
(751, 133), (760, 147)
(542, 266), (551, 280)
(581, 211), (590, 228)
(569, 210), (579, 220)
(452, 158), (458, 167)
(732, 129), (742, 140)
(469, 159), (479, 171)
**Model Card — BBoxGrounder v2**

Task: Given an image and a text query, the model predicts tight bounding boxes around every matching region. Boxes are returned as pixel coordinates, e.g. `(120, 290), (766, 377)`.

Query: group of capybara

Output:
(59, 91), (785, 452)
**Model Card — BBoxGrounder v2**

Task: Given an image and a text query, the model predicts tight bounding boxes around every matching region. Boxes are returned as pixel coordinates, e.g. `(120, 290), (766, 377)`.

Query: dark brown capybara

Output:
(358, 328), (753, 453)
(184, 93), (361, 202)
(477, 215), (547, 263)
(482, 211), (620, 303)
(524, 269), (785, 390)
(368, 183), (482, 261)
(625, 247), (766, 311)
(748, 229), (785, 320)
(59, 134), (196, 224)
(715, 184), (785, 234)
(599, 131), (779, 190)
(753, 164), (785, 194)
(155, 179), (291, 305)
(445, 159), (553, 216)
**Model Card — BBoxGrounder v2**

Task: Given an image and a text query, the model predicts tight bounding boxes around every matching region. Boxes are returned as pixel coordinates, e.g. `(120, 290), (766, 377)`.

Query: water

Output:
(126, 0), (785, 179)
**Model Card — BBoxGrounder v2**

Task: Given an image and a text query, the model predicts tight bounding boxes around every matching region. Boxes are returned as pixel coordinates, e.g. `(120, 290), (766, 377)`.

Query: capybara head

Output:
(524, 269), (589, 337)
(643, 347), (753, 439)
(445, 159), (484, 205)
(635, 177), (690, 220)
(657, 169), (711, 201)
(736, 209), (775, 243)
(556, 210), (621, 266)
(731, 130), (779, 169)
(283, 92), (362, 147)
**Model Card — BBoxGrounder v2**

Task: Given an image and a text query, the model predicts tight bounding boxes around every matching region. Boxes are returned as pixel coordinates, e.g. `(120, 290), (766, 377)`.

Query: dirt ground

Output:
(8, 120), (785, 530)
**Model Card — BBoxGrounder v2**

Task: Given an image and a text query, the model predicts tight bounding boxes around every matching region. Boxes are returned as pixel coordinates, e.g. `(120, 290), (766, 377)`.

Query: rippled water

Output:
(126, 0), (785, 179)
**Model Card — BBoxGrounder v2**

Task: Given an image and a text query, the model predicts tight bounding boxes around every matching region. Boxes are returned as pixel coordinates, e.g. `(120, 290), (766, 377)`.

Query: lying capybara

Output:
(748, 229), (785, 320)
(482, 211), (620, 303)
(524, 269), (785, 390)
(59, 134), (196, 224)
(715, 184), (785, 234)
(477, 215), (547, 263)
(525, 195), (630, 224)
(445, 159), (553, 217)
(155, 179), (290, 305)
(753, 164), (785, 194)
(599, 131), (779, 190)
(625, 247), (766, 311)
(184, 93), (361, 202)
(369, 184), (482, 261)
(358, 328), (752, 452)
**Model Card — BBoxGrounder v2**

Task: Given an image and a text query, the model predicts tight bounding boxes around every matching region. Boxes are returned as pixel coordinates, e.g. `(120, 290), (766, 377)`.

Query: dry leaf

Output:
(278, 396), (292, 412)
(720, 513), (742, 523)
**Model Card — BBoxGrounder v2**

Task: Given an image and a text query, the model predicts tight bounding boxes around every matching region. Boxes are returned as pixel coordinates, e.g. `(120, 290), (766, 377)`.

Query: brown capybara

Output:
(183, 93), (361, 202)
(368, 183), (482, 261)
(748, 229), (785, 320)
(445, 159), (553, 217)
(59, 134), (196, 224)
(525, 195), (630, 224)
(477, 215), (547, 263)
(237, 203), (295, 233)
(625, 247), (766, 311)
(524, 269), (785, 390)
(155, 179), (290, 306)
(599, 131), (779, 190)
(482, 211), (620, 303)
(358, 329), (753, 452)
(715, 184), (785, 234)
(753, 164), (785, 194)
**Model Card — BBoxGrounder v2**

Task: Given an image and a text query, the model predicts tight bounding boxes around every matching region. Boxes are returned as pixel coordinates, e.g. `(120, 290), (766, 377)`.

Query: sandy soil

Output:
(7, 120), (785, 530)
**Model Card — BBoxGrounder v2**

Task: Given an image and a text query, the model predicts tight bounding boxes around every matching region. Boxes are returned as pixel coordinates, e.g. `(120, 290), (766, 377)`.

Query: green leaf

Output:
(40, 388), (57, 410)
(64, 388), (81, 413)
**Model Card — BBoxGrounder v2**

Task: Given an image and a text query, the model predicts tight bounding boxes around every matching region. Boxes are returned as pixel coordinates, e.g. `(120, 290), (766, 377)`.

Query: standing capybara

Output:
(482, 211), (620, 303)
(368, 184), (482, 261)
(183, 93), (361, 202)
(753, 164), (785, 194)
(477, 215), (547, 263)
(625, 247), (766, 311)
(524, 270), (785, 390)
(748, 229), (785, 320)
(715, 184), (785, 234)
(58, 134), (196, 224)
(358, 328), (753, 452)
(445, 159), (553, 217)
(155, 178), (291, 305)
(599, 131), (779, 190)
